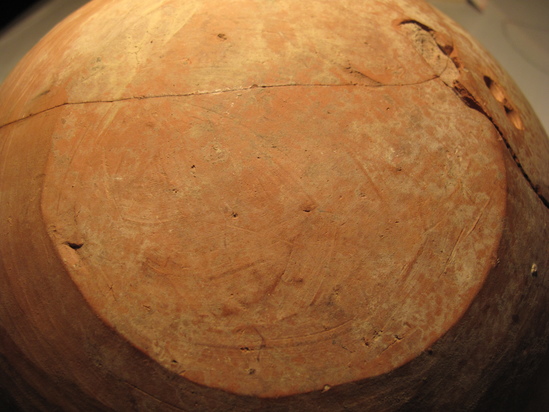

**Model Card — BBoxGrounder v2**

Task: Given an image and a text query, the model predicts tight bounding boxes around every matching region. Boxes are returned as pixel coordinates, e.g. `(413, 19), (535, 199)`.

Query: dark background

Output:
(1, 0), (43, 31)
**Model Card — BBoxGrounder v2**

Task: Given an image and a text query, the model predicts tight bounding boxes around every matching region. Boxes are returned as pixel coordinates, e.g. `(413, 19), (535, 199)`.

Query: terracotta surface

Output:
(0, 0), (548, 410)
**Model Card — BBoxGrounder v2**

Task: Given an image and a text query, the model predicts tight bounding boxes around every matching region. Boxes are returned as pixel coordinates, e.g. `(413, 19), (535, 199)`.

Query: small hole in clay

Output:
(505, 105), (524, 130)
(66, 242), (83, 250)
(483, 75), (524, 130)
(483, 76), (506, 103)
(301, 203), (316, 213)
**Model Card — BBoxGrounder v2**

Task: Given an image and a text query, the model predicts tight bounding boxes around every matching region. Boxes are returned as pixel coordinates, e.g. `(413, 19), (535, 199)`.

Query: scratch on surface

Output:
(464, 194), (492, 239)
(145, 258), (190, 276)
(224, 223), (260, 235)
(123, 381), (188, 411)
(107, 283), (117, 301)
(208, 259), (266, 281)
(188, 318), (354, 351)
(258, 318), (354, 349)
(308, 227), (338, 306)
(438, 193), (492, 277)
(269, 156), (317, 209)
(232, 324), (267, 362)
(100, 147), (122, 222)
(54, 122), (93, 214)
(380, 334), (405, 354)
(441, 227), (466, 277)
(422, 218), (444, 234)
(121, 215), (176, 225)
(378, 235), (428, 334)
(251, 325), (266, 362)
(398, 235), (428, 283)
(345, 149), (384, 200)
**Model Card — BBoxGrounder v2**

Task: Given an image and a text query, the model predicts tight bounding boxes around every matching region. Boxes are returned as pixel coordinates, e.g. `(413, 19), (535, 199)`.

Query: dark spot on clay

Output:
(66, 242), (83, 250)
(240, 347), (251, 352)
(483, 75), (505, 103)
(171, 359), (178, 364)
(191, 165), (196, 169)
(37, 89), (51, 98)
(301, 204), (316, 213)
(426, 348), (434, 355)
(231, 212), (238, 218)
(217, 33), (227, 40)
(248, 368), (256, 375)
(504, 105), (524, 130)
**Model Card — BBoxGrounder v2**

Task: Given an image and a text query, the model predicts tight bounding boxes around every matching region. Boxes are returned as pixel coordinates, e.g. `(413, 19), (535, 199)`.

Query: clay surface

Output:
(0, 0), (548, 410)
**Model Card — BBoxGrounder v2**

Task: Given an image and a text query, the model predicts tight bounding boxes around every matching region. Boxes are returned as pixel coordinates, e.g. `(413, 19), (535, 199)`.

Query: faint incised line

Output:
(190, 318), (354, 350)
(345, 149), (384, 200)
(208, 259), (266, 281)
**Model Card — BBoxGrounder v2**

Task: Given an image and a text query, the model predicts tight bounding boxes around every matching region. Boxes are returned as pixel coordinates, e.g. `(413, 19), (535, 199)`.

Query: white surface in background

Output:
(0, 0), (90, 82)
(429, 0), (549, 133)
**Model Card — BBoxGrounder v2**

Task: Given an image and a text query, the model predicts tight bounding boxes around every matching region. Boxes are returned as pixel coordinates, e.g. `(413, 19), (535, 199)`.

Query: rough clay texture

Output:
(0, 0), (548, 411)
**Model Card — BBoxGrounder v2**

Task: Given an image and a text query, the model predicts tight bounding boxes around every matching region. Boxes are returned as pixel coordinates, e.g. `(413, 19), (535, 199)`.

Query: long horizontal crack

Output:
(0, 77), (441, 130)
(7, 64), (543, 211)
